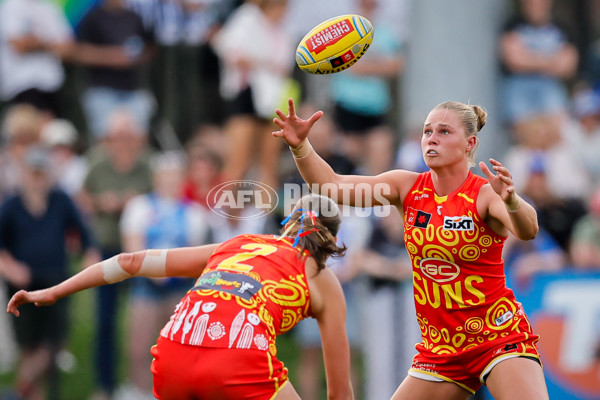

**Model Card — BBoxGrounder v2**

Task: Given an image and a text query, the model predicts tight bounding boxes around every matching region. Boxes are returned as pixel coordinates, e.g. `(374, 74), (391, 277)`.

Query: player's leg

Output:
(485, 357), (548, 400)
(390, 375), (471, 400)
(222, 114), (256, 182)
(257, 118), (283, 190)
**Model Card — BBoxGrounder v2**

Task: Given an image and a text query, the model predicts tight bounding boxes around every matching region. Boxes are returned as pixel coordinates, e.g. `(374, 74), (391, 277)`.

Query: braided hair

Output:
(279, 194), (346, 273)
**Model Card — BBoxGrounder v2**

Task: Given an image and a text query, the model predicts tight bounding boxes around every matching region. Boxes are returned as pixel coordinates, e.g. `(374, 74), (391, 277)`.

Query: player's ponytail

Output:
(279, 194), (346, 273)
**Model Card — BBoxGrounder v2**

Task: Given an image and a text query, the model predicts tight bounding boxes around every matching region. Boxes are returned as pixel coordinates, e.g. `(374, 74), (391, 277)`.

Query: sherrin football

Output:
(295, 14), (373, 75)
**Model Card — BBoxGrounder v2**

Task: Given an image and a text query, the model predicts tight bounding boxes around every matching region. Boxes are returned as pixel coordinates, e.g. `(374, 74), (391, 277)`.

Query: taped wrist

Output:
(290, 140), (313, 159)
(101, 256), (131, 284)
(505, 195), (521, 213)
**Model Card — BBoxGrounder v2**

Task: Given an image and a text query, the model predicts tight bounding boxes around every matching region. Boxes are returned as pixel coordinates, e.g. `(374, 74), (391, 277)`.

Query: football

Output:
(295, 14), (374, 75)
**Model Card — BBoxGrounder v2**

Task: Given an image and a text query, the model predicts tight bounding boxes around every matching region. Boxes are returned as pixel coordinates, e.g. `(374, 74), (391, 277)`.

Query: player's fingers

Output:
(498, 174), (513, 185)
(273, 118), (285, 129)
(275, 109), (286, 120)
(489, 158), (502, 166)
(479, 161), (494, 180)
(288, 98), (296, 116)
(493, 165), (511, 177)
(307, 111), (324, 126)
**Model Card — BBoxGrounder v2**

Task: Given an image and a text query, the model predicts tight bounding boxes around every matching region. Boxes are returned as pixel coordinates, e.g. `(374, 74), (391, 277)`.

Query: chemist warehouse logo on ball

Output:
(207, 180), (278, 220)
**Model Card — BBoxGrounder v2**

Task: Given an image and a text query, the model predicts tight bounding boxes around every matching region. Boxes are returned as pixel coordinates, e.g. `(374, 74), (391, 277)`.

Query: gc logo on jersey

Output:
(420, 258), (460, 283)
(443, 216), (474, 231)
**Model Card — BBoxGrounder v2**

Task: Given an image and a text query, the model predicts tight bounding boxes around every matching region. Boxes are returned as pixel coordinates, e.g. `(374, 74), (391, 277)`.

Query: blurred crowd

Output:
(0, 0), (599, 399)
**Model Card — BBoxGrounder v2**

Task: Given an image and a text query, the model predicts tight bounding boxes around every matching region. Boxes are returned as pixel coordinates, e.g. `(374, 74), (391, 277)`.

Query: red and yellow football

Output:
(295, 14), (374, 75)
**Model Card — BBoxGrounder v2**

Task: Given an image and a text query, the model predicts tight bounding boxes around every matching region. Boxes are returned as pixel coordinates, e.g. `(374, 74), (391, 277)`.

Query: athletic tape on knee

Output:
(139, 249), (168, 277)
(101, 255), (132, 284)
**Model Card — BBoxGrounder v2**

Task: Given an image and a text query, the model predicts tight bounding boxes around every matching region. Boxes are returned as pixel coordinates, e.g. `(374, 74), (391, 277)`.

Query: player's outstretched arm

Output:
(308, 258), (354, 400)
(7, 244), (220, 317)
(273, 98), (405, 207)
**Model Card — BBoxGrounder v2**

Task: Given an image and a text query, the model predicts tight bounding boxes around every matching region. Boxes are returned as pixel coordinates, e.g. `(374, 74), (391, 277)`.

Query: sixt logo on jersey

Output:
(443, 216), (474, 231)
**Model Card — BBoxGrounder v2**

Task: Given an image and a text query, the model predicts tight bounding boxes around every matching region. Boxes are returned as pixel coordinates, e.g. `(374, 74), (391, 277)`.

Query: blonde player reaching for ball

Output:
(273, 98), (549, 400)
(8, 194), (355, 400)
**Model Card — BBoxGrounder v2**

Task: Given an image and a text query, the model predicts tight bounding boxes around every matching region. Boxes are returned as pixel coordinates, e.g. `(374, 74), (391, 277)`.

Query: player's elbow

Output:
(517, 223), (539, 241)
(117, 252), (144, 276)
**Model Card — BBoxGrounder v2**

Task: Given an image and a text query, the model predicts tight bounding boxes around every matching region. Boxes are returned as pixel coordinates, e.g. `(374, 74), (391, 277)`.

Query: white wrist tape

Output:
(139, 249), (168, 277)
(101, 256), (131, 284)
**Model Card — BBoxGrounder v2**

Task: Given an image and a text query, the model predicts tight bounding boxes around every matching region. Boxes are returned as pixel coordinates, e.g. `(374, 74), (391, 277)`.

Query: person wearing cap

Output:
(40, 118), (89, 198)
(0, 146), (100, 399)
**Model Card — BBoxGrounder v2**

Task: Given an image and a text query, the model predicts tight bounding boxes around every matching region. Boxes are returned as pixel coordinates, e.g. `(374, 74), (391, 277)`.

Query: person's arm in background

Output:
(70, 7), (155, 68)
(1, 1), (74, 58)
(7, 244), (220, 316)
(307, 257), (354, 400)
(0, 250), (30, 289)
(500, 20), (578, 79)
(119, 195), (150, 253)
(63, 190), (102, 268)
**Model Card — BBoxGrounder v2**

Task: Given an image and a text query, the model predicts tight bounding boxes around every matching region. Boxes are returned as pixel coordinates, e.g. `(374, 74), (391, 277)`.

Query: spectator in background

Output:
(0, 104), (44, 201)
(285, 106), (363, 399)
(349, 211), (412, 400)
(504, 113), (591, 201)
(75, 0), (156, 140)
(0, 0), (74, 118)
(503, 209), (568, 291)
(293, 212), (370, 400)
(126, 0), (235, 141)
(211, 0), (296, 190)
(395, 123), (429, 173)
(78, 109), (153, 400)
(516, 150), (587, 252)
(329, 0), (404, 175)
(562, 86), (600, 187)
(0, 146), (99, 400)
(569, 187), (600, 269)
(40, 119), (88, 198)
(116, 151), (211, 400)
(182, 142), (224, 210)
(499, 0), (578, 129)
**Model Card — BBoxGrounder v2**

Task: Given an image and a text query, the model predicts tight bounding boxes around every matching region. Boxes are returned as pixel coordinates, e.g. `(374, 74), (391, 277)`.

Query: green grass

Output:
(0, 281), (130, 399)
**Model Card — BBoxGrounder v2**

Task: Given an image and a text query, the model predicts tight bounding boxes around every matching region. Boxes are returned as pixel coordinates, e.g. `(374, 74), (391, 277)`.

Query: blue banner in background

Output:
(514, 272), (600, 400)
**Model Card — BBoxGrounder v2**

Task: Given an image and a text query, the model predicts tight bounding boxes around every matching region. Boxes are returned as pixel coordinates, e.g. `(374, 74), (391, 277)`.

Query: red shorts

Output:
(409, 335), (542, 393)
(151, 336), (289, 400)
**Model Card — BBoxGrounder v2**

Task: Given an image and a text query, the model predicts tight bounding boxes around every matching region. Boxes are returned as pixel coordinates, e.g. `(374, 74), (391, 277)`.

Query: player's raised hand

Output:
(7, 288), (57, 317)
(272, 98), (323, 148)
(479, 158), (516, 203)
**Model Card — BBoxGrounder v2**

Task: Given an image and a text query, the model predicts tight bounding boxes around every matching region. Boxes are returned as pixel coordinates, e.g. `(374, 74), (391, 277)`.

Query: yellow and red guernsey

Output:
(160, 234), (311, 358)
(403, 171), (537, 355)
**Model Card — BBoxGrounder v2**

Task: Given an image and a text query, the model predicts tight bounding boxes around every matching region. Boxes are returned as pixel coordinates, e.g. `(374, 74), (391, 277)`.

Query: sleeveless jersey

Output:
(403, 171), (536, 356)
(159, 234), (311, 357)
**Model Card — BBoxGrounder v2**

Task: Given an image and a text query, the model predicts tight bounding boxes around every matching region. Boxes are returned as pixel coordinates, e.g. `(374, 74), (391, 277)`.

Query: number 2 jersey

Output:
(159, 234), (312, 358)
(402, 171), (539, 356)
